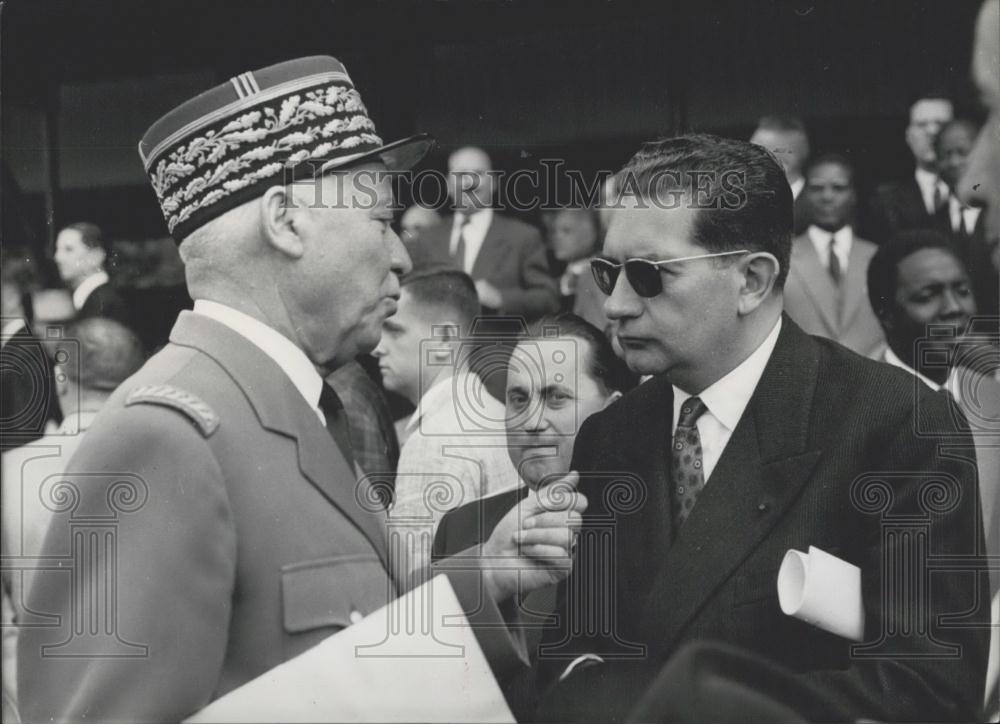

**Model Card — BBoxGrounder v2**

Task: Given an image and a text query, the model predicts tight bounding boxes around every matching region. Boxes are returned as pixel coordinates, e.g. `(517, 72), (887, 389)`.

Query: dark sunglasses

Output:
(590, 250), (750, 297)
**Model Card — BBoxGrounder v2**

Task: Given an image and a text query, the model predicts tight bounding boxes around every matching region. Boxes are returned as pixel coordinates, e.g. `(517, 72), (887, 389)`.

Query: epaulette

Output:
(125, 384), (220, 437)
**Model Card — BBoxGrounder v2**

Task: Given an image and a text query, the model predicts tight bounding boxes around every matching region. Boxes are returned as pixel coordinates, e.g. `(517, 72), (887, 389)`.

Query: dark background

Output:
(1, 0), (986, 265)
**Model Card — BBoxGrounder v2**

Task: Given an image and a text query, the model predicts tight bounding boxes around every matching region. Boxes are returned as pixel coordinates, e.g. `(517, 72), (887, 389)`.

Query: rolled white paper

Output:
(777, 545), (865, 642)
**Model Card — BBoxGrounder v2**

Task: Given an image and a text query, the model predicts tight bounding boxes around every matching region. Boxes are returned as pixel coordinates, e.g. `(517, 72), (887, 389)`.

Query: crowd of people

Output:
(1, 2), (999, 722)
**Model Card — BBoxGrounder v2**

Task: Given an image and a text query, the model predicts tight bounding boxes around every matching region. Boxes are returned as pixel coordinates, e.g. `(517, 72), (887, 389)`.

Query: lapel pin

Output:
(757, 502), (770, 514)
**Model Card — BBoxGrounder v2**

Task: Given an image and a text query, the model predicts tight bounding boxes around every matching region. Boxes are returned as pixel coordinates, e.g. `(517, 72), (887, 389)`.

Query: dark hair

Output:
(611, 133), (792, 287)
(528, 313), (638, 395)
(805, 152), (856, 186)
(866, 229), (966, 320)
(1, 248), (40, 322)
(63, 222), (108, 253)
(60, 317), (145, 391)
(401, 268), (480, 335)
(755, 115), (807, 134)
(933, 118), (980, 153)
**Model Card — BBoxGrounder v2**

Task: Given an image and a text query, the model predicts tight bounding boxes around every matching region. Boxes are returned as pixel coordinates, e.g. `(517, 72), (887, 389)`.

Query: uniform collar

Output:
(193, 300), (324, 423)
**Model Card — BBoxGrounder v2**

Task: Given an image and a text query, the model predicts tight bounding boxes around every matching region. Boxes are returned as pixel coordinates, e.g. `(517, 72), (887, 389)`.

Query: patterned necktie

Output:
(452, 214), (471, 271)
(671, 396), (708, 531)
(319, 383), (357, 472)
(827, 235), (841, 285)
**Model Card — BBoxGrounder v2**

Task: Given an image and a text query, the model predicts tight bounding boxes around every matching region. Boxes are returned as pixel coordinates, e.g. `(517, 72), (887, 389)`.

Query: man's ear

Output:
(737, 252), (780, 316)
(260, 185), (305, 259)
(602, 389), (622, 409)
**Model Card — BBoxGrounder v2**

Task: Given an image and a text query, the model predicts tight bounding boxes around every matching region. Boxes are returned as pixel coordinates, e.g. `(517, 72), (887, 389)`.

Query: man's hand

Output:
(474, 279), (503, 309)
(481, 471), (587, 602)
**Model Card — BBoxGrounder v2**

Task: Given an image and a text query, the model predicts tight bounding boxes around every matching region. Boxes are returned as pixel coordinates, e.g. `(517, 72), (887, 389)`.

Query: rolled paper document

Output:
(777, 545), (865, 642)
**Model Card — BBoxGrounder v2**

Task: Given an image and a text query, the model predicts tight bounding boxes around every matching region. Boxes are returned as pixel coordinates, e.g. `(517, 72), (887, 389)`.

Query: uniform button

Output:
(349, 610), (364, 625)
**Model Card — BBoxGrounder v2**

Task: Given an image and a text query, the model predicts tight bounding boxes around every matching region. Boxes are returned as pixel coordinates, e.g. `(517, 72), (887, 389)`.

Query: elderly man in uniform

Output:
(17, 56), (584, 723)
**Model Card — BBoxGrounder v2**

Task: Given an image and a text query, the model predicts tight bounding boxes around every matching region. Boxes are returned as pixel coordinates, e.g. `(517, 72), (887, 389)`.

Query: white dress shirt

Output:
(71, 271), (110, 311)
(882, 346), (962, 402)
(914, 168), (948, 216)
(391, 368), (520, 575)
(789, 176), (805, 201)
(193, 300), (325, 424)
(807, 224), (853, 274)
(448, 207), (493, 274)
(671, 317), (782, 483)
(947, 195), (981, 235)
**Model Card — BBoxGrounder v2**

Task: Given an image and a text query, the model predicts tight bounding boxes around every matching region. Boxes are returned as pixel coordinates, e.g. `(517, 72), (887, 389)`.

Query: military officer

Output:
(17, 56), (584, 723)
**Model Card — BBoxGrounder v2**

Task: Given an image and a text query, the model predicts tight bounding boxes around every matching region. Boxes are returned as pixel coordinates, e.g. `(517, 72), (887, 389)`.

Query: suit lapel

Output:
(169, 312), (389, 567)
(792, 238), (840, 335)
(839, 240), (870, 331)
(638, 318), (823, 655)
(470, 214), (507, 280)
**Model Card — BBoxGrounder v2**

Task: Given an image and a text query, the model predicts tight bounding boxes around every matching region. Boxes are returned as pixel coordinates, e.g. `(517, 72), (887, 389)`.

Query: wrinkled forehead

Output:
(603, 196), (699, 259)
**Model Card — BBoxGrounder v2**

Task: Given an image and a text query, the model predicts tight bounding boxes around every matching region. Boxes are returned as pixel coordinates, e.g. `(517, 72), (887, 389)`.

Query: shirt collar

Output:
(673, 316), (782, 432)
(72, 271), (109, 310)
(454, 207), (493, 233)
(0, 318), (26, 347)
(193, 300), (324, 422)
(789, 176), (805, 200)
(883, 346), (961, 400)
(807, 224), (853, 250)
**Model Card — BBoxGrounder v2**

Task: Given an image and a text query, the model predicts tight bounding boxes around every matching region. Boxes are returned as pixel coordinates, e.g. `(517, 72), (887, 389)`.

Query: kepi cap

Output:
(139, 56), (433, 241)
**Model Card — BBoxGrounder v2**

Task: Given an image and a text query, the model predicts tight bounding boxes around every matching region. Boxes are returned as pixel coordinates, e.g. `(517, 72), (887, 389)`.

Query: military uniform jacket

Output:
(18, 312), (400, 722)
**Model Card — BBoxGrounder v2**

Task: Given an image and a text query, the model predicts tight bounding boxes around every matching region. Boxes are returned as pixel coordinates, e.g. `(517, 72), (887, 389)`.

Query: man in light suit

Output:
(409, 146), (560, 321)
(17, 57), (583, 723)
(526, 134), (988, 722)
(784, 153), (886, 357)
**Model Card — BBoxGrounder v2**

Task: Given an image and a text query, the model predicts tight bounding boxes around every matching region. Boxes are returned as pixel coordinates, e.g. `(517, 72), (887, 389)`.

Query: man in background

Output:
(399, 204), (442, 241)
(548, 208), (608, 331)
(867, 229), (999, 596)
(1, 251), (61, 449)
(750, 115), (811, 235)
(2, 317), (145, 720)
(376, 269), (520, 579)
(410, 146), (559, 320)
(783, 153), (885, 356)
(869, 93), (955, 242)
(934, 118), (998, 317)
(53, 222), (131, 328)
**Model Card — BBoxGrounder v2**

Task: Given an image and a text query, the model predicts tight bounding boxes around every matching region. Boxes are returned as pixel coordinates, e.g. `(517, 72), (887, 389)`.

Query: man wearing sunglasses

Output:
(528, 134), (988, 722)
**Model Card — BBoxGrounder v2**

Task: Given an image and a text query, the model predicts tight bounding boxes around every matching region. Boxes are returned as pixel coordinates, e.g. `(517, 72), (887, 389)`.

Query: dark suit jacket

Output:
(868, 177), (937, 244)
(0, 324), (61, 450)
(77, 281), (133, 330)
(529, 317), (988, 722)
(409, 213), (559, 320)
(932, 208), (999, 318)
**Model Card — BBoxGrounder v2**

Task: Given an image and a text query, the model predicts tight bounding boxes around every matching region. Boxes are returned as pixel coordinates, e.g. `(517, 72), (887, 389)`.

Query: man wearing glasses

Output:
(527, 134), (988, 722)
